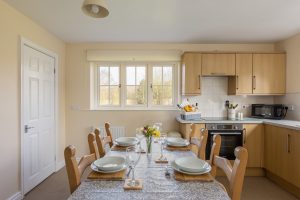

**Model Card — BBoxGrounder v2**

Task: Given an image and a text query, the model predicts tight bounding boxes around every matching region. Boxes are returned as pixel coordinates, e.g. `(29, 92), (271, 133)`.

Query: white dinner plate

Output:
(175, 157), (210, 173)
(115, 137), (139, 146)
(171, 160), (211, 175)
(91, 163), (127, 173)
(167, 138), (189, 147)
(93, 156), (125, 171)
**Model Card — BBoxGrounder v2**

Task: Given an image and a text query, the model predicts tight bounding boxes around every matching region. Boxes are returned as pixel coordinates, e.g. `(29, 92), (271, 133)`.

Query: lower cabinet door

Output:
(244, 124), (263, 167)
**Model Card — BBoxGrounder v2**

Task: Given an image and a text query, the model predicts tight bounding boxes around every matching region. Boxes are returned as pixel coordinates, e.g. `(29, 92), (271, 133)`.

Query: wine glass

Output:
(135, 129), (144, 152)
(158, 133), (167, 160)
(126, 146), (141, 186)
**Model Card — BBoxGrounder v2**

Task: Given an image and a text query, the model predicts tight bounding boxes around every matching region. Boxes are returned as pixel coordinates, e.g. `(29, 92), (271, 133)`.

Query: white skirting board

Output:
(6, 192), (23, 200)
(56, 160), (65, 171)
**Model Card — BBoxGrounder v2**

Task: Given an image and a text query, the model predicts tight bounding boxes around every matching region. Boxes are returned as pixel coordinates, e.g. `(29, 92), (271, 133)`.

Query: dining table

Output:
(69, 139), (230, 200)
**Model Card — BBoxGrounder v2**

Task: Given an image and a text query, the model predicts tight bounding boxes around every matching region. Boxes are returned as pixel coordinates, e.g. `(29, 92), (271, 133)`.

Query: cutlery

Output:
(165, 166), (170, 177)
(126, 166), (132, 177)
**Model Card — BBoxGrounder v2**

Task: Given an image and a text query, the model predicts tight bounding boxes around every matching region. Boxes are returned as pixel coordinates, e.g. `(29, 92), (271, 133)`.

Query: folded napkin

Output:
(174, 171), (213, 182)
(87, 169), (126, 180)
(166, 144), (192, 151)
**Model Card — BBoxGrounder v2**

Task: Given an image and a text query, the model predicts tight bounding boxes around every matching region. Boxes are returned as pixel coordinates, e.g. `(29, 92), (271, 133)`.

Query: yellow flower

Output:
(153, 130), (161, 138)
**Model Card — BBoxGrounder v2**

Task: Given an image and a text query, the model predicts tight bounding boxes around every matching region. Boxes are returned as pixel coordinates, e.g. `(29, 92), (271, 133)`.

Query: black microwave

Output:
(251, 104), (287, 120)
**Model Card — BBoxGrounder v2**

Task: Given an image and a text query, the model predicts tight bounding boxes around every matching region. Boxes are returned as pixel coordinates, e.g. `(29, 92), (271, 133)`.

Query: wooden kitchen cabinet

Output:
(243, 124), (264, 167)
(264, 124), (300, 191)
(264, 125), (289, 180)
(181, 53), (202, 95)
(202, 53), (235, 76)
(228, 54), (253, 95)
(287, 130), (300, 188)
(253, 53), (286, 94)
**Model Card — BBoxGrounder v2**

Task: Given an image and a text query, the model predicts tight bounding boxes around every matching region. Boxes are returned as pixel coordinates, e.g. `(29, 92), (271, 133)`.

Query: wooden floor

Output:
(24, 167), (299, 200)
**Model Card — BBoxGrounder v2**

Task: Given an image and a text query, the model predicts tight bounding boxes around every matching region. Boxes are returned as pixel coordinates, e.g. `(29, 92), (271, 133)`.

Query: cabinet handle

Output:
(198, 75), (201, 89)
(236, 76), (239, 90)
(243, 128), (246, 145)
(287, 134), (291, 153)
(253, 76), (256, 90)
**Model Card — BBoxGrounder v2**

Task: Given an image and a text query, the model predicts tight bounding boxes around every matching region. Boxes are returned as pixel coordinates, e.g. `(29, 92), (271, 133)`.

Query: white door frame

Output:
(20, 37), (59, 196)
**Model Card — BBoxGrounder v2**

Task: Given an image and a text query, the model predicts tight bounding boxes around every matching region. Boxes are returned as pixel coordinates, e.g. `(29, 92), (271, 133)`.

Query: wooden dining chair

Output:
(88, 132), (100, 159)
(64, 145), (95, 193)
(209, 134), (222, 177)
(94, 128), (112, 158)
(190, 124), (208, 160)
(212, 146), (248, 200)
(104, 122), (114, 148)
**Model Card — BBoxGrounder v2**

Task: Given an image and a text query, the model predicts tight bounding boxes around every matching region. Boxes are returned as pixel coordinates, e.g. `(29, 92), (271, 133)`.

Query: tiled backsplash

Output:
(183, 77), (274, 118)
(275, 93), (300, 121)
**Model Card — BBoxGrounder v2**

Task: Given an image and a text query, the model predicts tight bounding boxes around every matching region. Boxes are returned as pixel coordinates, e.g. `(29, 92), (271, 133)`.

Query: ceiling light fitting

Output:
(82, 0), (109, 18)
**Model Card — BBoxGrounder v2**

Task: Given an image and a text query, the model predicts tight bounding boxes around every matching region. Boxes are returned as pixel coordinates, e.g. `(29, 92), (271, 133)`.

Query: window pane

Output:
(99, 67), (109, 85)
(152, 85), (163, 105)
(110, 67), (119, 85)
(136, 66), (146, 84)
(126, 66), (135, 85)
(153, 66), (162, 85)
(99, 86), (109, 105)
(162, 86), (173, 105)
(110, 86), (120, 105)
(136, 85), (146, 105)
(163, 66), (173, 85)
(126, 86), (137, 105)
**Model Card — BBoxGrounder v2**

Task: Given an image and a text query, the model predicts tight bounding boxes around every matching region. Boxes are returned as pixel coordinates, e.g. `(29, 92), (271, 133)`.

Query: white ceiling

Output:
(5, 0), (300, 43)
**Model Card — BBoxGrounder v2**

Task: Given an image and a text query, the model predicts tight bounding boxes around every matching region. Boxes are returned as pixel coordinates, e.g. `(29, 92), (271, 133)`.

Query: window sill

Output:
(89, 107), (179, 111)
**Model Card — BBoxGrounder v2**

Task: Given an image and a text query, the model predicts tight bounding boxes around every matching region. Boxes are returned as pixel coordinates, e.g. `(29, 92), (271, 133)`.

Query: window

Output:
(126, 65), (147, 106)
(92, 62), (178, 110)
(97, 65), (120, 106)
(152, 65), (173, 106)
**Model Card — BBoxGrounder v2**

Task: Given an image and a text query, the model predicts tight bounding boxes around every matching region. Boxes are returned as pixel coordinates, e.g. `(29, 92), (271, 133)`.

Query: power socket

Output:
(287, 105), (295, 111)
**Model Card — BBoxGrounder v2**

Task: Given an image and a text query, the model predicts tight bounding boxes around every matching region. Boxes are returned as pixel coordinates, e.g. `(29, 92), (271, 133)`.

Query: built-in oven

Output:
(205, 123), (244, 160)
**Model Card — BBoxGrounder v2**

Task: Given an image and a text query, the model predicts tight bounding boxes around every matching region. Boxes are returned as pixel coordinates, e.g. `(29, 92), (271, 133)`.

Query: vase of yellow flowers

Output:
(141, 125), (160, 155)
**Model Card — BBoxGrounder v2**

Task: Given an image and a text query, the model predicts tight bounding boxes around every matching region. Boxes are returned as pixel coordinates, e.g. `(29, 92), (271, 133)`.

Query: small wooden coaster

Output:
(174, 171), (213, 182)
(166, 144), (192, 151)
(123, 179), (143, 190)
(155, 158), (168, 163)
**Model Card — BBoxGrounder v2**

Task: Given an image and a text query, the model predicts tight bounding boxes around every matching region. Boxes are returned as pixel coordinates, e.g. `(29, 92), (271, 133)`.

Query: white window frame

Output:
(90, 61), (180, 110)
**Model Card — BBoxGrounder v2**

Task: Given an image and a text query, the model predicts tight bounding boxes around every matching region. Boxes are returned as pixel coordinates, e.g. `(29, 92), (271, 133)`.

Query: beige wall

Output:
(275, 33), (300, 93)
(274, 34), (300, 120)
(66, 43), (275, 157)
(0, 1), (66, 199)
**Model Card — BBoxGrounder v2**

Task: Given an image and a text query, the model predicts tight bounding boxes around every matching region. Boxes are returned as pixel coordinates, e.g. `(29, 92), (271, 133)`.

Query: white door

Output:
(23, 45), (56, 194)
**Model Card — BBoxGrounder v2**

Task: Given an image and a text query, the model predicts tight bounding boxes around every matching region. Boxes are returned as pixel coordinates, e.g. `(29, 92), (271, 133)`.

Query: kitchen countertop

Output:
(176, 116), (300, 131)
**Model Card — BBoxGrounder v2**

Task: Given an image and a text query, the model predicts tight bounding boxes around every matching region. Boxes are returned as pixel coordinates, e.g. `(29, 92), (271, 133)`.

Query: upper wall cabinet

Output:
(181, 53), (202, 95)
(253, 53), (286, 95)
(228, 54), (253, 95)
(201, 53), (235, 76)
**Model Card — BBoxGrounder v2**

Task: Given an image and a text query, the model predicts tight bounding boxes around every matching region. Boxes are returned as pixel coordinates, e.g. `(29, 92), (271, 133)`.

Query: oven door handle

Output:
(210, 132), (242, 135)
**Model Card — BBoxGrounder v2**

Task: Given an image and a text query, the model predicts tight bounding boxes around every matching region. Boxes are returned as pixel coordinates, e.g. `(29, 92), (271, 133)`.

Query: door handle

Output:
(253, 76), (256, 90)
(25, 125), (34, 133)
(287, 134), (291, 153)
(236, 75), (239, 90)
(198, 75), (201, 89)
